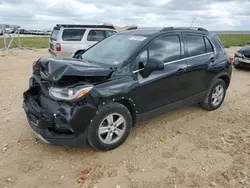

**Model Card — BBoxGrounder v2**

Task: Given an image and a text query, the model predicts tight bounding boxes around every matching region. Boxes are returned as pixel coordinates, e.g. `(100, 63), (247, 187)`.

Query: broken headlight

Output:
(49, 85), (93, 101)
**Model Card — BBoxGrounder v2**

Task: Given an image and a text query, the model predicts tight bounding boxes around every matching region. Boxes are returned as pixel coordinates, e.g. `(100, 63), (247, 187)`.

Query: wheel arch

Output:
(218, 74), (230, 89)
(115, 98), (138, 127)
(210, 72), (231, 90)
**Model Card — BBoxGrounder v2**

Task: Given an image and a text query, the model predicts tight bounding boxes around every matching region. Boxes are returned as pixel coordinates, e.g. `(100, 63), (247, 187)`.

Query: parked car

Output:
(48, 24), (117, 58)
(233, 42), (250, 68)
(23, 27), (232, 150)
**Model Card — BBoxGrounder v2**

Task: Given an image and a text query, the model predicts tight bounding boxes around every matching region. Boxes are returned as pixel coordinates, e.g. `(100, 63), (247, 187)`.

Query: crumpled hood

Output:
(34, 57), (113, 82)
(238, 45), (250, 56)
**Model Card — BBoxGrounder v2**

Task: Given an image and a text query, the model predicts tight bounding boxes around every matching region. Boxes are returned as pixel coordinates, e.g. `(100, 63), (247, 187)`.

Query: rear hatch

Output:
(49, 26), (60, 52)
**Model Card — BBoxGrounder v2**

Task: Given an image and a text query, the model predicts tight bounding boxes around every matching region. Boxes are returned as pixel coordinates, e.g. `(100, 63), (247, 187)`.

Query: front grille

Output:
(24, 92), (54, 122)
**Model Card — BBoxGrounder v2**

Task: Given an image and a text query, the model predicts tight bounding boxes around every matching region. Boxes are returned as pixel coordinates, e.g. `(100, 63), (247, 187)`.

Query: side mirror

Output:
(141, 58), (164, 78)
(247, 41), (250, 45)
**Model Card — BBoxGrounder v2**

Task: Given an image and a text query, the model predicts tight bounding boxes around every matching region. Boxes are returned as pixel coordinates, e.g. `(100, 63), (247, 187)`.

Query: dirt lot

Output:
(0, 48), (249, 188)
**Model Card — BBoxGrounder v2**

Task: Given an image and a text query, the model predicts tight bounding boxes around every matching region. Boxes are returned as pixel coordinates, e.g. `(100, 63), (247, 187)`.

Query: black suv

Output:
(23, 27), (232, 150)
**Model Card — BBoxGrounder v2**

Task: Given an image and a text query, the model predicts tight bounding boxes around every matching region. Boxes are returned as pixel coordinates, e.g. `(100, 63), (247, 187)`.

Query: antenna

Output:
(190, 18), (196, 28)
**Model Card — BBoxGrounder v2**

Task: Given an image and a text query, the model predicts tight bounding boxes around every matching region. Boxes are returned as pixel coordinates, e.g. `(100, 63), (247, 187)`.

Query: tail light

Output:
(228, 56), (233, 64)
(55, 43), (61, 52)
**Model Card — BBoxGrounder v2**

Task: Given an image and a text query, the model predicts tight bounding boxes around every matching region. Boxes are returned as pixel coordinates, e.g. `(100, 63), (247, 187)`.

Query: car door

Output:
(134, 34), (189, 114)
(183, 34), (215, 97)
(60, 28), (86, 57)
(86, 29), (106, 49)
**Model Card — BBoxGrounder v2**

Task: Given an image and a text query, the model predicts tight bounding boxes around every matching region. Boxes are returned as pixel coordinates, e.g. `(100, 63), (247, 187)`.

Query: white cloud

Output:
(0, 0), (250, 30)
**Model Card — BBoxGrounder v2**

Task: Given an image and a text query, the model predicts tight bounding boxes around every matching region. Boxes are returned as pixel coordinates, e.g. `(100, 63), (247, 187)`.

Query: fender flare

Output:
(209, 72), (231, 90)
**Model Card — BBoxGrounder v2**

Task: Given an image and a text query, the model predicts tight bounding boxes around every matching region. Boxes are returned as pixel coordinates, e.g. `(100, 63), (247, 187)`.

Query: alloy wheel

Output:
(211, 85), (224, 106)
(98, 113), (126, 145)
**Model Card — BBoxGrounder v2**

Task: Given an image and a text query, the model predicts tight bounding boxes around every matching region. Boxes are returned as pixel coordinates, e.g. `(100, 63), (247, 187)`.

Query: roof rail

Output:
(160, 27), (208, 32)
(55, 24), (115, 30)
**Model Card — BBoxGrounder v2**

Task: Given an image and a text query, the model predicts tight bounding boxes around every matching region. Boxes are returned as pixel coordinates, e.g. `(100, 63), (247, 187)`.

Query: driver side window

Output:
(137, 35), (181, 70)
(138, 50), (148, 69)
(149, 35), (181, 63)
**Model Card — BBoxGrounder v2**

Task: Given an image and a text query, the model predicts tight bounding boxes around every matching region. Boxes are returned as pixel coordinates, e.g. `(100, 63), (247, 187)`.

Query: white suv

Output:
(48, 24), (117, 58)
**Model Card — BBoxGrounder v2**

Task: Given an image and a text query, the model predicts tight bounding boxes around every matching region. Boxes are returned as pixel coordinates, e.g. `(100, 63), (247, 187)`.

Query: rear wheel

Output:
(87, 102), (132, 151)
(201, 79), (227, 111)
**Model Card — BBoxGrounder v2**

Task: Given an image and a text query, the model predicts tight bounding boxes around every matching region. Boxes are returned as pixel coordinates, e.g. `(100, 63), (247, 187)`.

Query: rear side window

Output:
(204, 37), (213, 53)
(87, 30), (106, 41)
(62, 29), (86, 41)
(185, 35), (206, 56)
(149, 35), (181, 63)
(214, 34), (224, 47)
(51, 28), (59, 41)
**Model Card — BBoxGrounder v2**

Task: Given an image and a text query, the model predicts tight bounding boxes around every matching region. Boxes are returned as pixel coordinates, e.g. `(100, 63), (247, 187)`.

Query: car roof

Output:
(119, 27), (209, 37)
(53, 24), (116, 31)
(61, 27), (116, 31)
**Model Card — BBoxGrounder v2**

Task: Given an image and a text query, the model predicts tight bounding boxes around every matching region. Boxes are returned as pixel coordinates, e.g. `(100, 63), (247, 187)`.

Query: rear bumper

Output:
(48, 48), (57, 57)
(48, 49), (72, 58)
(23, 86), (97, 147)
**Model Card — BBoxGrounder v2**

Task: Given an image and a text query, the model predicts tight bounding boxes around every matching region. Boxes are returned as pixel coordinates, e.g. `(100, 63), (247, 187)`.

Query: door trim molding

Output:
(133, 52), (213, 73)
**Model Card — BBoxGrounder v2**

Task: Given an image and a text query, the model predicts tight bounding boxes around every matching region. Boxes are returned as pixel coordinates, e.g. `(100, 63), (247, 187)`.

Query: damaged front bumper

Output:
(23, 86), (97, 147)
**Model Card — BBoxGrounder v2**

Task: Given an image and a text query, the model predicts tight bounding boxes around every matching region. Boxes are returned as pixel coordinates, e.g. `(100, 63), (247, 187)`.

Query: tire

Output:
(201, 79), (227, 111)
(87, 102), (132, 151)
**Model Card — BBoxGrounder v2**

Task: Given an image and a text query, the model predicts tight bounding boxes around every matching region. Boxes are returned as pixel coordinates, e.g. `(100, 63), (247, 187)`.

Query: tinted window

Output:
(62, 29), (86, 41)
(149, 35), (181, 63)
(87, 30), (106, 41)
(186, 35), (206, 56)
(51, 29), (59, 41)
(204, 37), (213, 53)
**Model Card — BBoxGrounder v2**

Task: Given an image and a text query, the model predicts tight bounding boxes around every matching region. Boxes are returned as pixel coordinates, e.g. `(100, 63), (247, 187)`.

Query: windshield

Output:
(81, 34), (146, 67)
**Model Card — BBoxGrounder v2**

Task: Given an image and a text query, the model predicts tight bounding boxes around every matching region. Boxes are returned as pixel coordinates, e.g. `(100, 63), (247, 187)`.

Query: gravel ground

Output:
(0, 48), (250, 188)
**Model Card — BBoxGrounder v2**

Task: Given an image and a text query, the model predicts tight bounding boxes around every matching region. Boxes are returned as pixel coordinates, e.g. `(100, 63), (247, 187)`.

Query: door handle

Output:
(210, 57), (215, 63)
(176, 68), (185, 75)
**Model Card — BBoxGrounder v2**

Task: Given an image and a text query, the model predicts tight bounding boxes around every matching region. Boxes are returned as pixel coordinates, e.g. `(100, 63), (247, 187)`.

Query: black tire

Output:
(87, 102), (132, 151)
(201, 79), (227, 111)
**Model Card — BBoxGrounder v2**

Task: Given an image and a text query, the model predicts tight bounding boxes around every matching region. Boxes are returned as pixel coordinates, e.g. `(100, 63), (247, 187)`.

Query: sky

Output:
(0, 0), (250, 31)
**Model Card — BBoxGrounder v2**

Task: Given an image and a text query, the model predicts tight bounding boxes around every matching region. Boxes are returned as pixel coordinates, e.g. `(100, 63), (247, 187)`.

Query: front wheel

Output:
(87, 102), (132, 151)
(201, 79), (227, 111)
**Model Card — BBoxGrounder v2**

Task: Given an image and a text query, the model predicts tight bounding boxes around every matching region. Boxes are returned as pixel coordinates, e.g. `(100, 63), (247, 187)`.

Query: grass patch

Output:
(218, 34), (250, 48)
(1, 35), (250, 49)
(0, 37), (49, 49)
